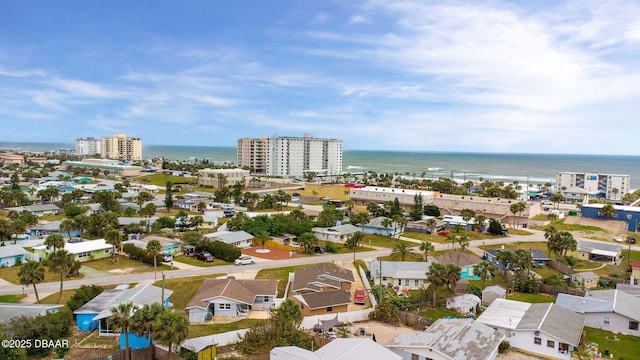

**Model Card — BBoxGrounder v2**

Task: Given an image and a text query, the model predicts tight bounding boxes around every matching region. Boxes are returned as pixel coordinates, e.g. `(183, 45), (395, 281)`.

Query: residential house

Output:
(477, 299), (584, 359)
(29, 221), (80, 239)
(572, 240), (622, 264)
(0, 245), (29, 267)
(175, 199), (199, 212)
(482, 285), (507, 307)
(0, 303), (63, 324)
(5, 204), (60, 217)
(617, 283), (640, 297)
(291, 263), (355, 295)
(271, 338), (401, 360)
(360, 216), (401, 237)
(201, 211), (222, 229)
(34, 239), (113, 262)
(369, 260), (430, 293)
(203, 230), (254, 248)
(446, 294), (481, 315)
(434, 251), (482, 280)
(386, 319), (504, 360)
(118, 217), (158, 230)
(312, 224), (360, 243)
(293, 290), (352, 316)
(571, 271), (600, 289)
(442, 214), (474, 231)
(555, 290), (640, 337)
(123, 235), (182, 256)
(186, 278), (278, 322)
(483, 248), (550, 270)
(74, 284), (172, 335)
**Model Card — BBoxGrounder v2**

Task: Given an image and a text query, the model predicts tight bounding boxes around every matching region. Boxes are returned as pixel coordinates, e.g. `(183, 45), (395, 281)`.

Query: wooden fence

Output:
(548, 260), (573, 275)
(398, 311), (432, 330)
(539, 284), (584, 297)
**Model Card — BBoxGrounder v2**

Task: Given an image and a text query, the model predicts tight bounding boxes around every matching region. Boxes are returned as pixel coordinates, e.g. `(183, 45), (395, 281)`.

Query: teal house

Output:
(434, 251), (483, 280)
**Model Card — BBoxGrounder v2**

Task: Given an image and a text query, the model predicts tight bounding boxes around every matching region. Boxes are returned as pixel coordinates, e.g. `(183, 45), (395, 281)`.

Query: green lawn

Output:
(507, 292), (556, 303)
(0, 294), (26, 303)
(255, 265), (308, 298)
(40, 288), (79, 306)
(135, 174), (196, 187)
(84, 255), (173, 274)
(173, 256), (233, 267)
(480, 241), (550, 252)
(403, 230), (513, 243)
(153, 274), (224, 311)
(0, 263), (82, 284)
(420, 307), (466, 320)
(188, 319), (263, 338)
(363, 234), (417, 248)
(583, 327), (640, 360)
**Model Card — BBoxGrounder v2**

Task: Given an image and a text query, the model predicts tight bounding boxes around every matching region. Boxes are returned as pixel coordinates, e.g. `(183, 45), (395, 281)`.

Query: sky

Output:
(1, 0), (640, 155)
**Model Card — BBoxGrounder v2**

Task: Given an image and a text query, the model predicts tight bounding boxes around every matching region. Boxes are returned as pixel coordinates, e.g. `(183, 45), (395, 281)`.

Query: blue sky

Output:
(2, 0), (640, 154)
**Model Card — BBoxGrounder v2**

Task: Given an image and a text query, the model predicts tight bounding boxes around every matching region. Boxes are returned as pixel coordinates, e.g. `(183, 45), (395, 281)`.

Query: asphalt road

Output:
(3, 229), (638, 298)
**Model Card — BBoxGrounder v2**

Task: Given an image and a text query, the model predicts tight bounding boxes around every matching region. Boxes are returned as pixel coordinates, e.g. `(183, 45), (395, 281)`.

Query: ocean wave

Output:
(347, 165), (366, 170)
(427, 167), (443, 171)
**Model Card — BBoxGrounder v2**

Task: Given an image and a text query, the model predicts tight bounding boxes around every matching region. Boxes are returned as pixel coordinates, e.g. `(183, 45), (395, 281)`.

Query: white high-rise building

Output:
(556, 172), (630, 201)
(75, 137), (101, 156)
(101, 133), (142, 162)
(237, 134), (342, 178)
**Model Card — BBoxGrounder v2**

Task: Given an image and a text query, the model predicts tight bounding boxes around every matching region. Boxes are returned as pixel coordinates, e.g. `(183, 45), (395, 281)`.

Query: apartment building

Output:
(237, 134), (342, 178)
(75, 137), (101, 156)
(197, 168), (250, 189)
(100, 133), (142, 162)
(556, 172), (630, 201)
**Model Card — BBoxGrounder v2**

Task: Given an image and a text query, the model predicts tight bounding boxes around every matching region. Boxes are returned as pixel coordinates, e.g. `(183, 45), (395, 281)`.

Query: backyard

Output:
(583, 326), (640, 360)
(255, 265), (308, 298)
(152, 274), (224, 311)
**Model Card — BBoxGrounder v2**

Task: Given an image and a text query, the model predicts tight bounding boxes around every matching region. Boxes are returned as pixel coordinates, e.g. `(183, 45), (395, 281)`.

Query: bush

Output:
(197, 240), (241, 262)
(67, 285), (103, 311)
(488, 219), (504, 235)
(498, 341), (510, 353)
(368, 300), (399, 326)
(323, 241), (338, 253)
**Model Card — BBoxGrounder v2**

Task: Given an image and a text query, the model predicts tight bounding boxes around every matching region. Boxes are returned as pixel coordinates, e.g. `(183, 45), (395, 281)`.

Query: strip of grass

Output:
(420, 307), (466, 320)
(84, 255), (173, 273)
(40, 288), (78, 306)
(255, 265), (308, 298)
(153, 274), (224, 311)
(173, 256), (233, 267)
(0, 263), (81, 284)
(135, 174), (195, 187)
(0, 294), (27, 303)
(363, 234), (417, 248)
(188, 319), (263, 338)
(480, 241), (550, 253)
(583, 326), (640, 360)
(507, 292), (556, 303)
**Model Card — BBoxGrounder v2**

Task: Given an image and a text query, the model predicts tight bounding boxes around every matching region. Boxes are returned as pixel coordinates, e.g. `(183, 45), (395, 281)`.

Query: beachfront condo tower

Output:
(75, 137), (101, 157)
(101, 133), (142, 162)
(237, 134), (342, 178)
(556, 172), (630, 202)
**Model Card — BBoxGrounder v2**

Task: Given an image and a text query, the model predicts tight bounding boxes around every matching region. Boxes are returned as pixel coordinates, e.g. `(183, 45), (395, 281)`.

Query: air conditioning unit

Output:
(534, 331), (540, 336)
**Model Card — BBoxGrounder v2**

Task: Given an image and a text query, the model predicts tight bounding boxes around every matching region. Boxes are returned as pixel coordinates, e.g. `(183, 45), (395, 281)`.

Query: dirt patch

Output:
(107, 267), (135, 274)
(242, 246), (310, 260)
(563, 217), (627, 239)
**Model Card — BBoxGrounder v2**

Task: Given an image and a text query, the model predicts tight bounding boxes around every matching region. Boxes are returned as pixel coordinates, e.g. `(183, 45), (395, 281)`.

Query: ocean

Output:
(2, 142), (640, 189)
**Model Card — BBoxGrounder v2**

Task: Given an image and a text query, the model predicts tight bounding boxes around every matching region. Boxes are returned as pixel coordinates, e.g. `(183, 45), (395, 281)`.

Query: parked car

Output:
(223, 209), (236, 217)
(314, 246), (326, 254)
(437, 230), (451, 236)
(291, 197), (300, 202)
(162, 253), (173, 262)
(195, 251), (214, 262)
(354, 289), (366, 305)
(541, 200), (554, 206)
(614, 236), (624, 243)
(234, 256), (255, 266)
(627, 236), (636, 244)
(292, 192), (301, 196)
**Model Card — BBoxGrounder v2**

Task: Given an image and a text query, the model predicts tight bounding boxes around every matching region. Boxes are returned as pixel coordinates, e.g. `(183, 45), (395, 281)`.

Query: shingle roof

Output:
(577, 240), (621, 254)
(295, 289), (351, 309)
(482, 285), (507, 296)
(316, 338), (401, 360)
(6, 204), (60, 212)
(292, 263), (354, 292)
(0, 303), (63, 323)
(0, 244), (29, 258)
(187, 279), (278, 308)
(369, 260), (430, 280)
(387, 319), (504, 360)
(434, 251), (481, 267)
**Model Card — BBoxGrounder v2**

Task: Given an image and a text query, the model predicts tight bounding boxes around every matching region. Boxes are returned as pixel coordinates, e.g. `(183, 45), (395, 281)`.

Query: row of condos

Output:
(76, 133), (142, 162)
(237, 134), (342, 178)
(556, 172), (630, 202)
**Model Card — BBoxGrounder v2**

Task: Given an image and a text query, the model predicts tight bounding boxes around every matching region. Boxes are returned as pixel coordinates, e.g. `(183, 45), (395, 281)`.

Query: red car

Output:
(437, 230), (451, 236)
(354, 289), (366, 305)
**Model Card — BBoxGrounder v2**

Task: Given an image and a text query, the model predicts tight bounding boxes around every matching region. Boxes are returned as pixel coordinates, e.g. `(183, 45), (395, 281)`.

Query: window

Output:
(327, 307), (333, 312)
(534, 337), (542, 345)
(630, 321), (639, 330)
(263, 296), (270, 303)
(547, 340), (555, 348)
(218, 303), (231, 310)
(414, 279), (419, 287)
(405, 279), (410, 286)
(411, 354), (419, 360)
(604, 316), (610, 325)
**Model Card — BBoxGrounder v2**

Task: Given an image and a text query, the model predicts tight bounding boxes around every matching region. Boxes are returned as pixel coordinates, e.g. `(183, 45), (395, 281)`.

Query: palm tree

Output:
(512, 249), (533, 277)
(45, 249), (75, 304)
(59, 218), (75, 241)
(255, 231), (270, 251)
(457, 235), (469, 252)
(496, 250), (513, 278)
(426, 218), (437, 236)
(472, 260), (496, 289)
(74, 214), (89, 240)
(18, 261), (45, 303)
(133, 302), (164, 360)
(381, 218), (393, 237)
(105, 229), (121, 261)
(146, 240), (162, 282)
(153, 310), (188, 360)
(600, 203), (617, 220)
(419, 241), (434, 262)
(475, 214), (487, 234)
(426, 262), (447, 307)
(109, 302), (139, 360)
(390, 242), (416, 261)
(444, 264), (462, 291)
(544, 225), (558, 257)
(44, 233), (65, 250)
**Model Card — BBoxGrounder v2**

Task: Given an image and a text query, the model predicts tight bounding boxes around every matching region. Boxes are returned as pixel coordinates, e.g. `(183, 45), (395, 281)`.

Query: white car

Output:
(541, 200), (554, 206)
(234, 256), (256, 265)
(291, 197), (300, 202)
(614, 236), (624, 242)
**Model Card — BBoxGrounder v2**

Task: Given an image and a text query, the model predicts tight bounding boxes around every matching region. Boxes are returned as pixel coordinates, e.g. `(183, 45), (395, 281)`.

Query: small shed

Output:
(571, 271), (600, 289)
(446, 294), (481, 315)
(482, 285), (507, 306)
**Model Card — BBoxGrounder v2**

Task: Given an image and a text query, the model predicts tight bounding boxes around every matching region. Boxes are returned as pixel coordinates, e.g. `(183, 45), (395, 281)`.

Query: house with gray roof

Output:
(555, 289), (640, 336)
(369, 260), (430, 293)
(203, 230), (254, 248)
(477, 298), (584, 359)
(482, 285), (507, 306)
(29, 220), (80, 239)
(186, 278), (278, 322)
(483, 248), (550, 270)
(361, 216), (401, 237)
(0, 303), (63, 324)
(570, 271), (600, 289)
(571, 239), (622, 264)
(0, 244), (30, 267)
(386, 319), (504, 360)
(312, 224), (360, 243)
(293, 289), (352, 316)
(291, 263), (354, 295)
(616, 283), (640, 297)
(271, 338), (401, 360)
(74, 284), (172, 334)
(5, 204), (60, 217)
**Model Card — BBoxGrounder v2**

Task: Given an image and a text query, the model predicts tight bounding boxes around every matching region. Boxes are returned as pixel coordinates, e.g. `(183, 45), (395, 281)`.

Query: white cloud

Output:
(349, 15), (372, 24)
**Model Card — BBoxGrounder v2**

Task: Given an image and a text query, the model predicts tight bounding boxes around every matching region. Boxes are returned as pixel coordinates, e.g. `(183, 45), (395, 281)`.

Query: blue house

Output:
(434, 251), (482, 280)
(361, 216), (401, 237)
(74, 284), (173, 349)
(29, 221), (80, 239)
(0, 245), (29, 267)
(581, 204), (640, 232)
(483, 248), (550, 270)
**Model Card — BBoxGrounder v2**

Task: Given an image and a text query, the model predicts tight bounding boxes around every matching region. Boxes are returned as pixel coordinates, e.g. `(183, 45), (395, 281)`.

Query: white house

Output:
(477, 299), (584, 359)
(202, 230), (254, 248)
(312, 224), (360, 243)
(369, 260), (430, 293)
(555, 290), (640, 337)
